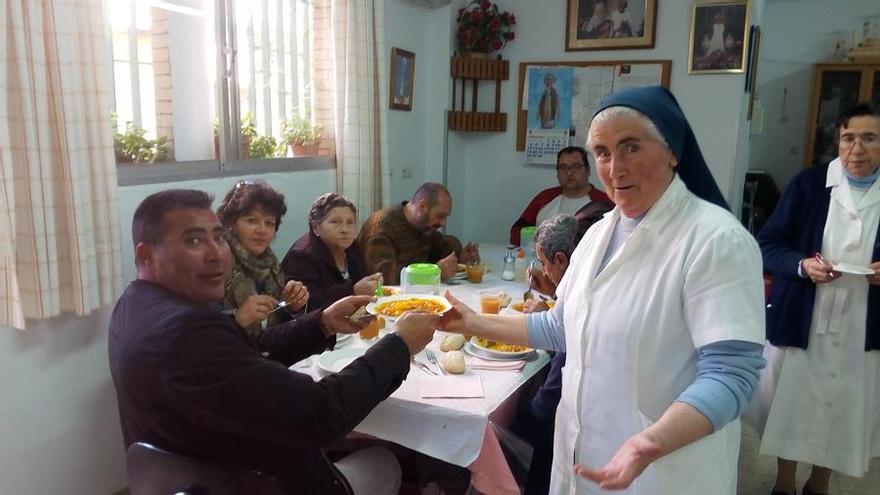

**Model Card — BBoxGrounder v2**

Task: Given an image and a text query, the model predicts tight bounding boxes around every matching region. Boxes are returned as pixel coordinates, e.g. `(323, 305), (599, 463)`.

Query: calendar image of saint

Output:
(527, 67), (573, 131)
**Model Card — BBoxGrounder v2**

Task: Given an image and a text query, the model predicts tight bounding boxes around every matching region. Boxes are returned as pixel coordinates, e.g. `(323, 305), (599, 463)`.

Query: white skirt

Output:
(755, 278), (880, 477)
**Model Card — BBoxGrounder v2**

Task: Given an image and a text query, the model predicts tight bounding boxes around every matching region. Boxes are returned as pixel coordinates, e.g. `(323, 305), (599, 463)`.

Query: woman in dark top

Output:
(282, 193), (382, 309)
(217, 179), (309, 336)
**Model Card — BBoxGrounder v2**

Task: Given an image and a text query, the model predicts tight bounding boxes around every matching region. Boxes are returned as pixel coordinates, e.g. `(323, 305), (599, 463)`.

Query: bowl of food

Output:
(366, 294), (452, 322)
(464, 336), (533, 360)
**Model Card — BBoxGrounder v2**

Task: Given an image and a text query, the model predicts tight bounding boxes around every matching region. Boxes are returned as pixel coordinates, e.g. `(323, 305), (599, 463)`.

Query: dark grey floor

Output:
(738, 423), (880, 494)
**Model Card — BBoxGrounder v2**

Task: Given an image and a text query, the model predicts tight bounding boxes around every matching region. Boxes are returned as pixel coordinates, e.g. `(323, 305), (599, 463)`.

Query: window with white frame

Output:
(108, 0), (323, 167)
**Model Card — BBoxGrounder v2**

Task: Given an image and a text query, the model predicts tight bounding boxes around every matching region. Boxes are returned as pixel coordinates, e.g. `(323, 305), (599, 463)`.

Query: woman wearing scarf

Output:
(756, 103), (880, 495)
(218, 180), (309, 337)
(440, 86), (765, 494)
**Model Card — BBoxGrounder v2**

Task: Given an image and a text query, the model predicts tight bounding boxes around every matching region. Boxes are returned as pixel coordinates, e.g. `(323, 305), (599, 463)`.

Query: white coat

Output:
(548, 175), (766, 494)
(758, 159), (880, 477)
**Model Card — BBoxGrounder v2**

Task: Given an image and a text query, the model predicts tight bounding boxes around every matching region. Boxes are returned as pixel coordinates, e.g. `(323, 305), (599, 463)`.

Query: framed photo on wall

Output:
(688, 0), (750, 74)
(565, 0), (657, 51)
(389, 48), (415, 111)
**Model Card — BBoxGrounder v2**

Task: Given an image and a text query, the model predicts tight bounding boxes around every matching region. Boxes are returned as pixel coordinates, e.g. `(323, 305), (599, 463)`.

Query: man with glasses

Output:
(509, 146), (612, 245)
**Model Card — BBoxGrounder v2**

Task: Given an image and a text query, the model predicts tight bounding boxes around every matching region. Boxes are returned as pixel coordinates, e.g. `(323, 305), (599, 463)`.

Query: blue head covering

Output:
(592, 85), (730, 211)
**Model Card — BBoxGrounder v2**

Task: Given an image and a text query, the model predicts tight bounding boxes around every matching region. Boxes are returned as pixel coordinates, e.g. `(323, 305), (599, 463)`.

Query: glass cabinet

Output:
(805, 63), (880, 166)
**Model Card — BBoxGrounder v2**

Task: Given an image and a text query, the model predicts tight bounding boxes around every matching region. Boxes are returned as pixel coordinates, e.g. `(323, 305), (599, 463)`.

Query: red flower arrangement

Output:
(456, 1), (516, 53)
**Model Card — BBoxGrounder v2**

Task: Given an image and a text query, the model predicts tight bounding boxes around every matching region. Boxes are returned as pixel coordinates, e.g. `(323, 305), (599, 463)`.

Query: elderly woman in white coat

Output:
(756, 103), (880, 495)
(440, 85), (766, 495)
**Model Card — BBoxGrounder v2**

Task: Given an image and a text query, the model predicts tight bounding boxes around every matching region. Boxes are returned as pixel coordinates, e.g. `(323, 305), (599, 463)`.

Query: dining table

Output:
(293, 244), (551, 495)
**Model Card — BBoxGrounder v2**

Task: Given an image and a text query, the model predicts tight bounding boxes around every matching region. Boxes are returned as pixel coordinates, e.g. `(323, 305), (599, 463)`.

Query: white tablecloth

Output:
(294, 263), (549, 469)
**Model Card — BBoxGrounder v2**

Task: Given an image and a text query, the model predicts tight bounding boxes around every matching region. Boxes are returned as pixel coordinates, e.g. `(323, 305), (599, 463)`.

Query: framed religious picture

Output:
(389, 48), (415, 111)
(688, 0), (750, 74)
(565, 0), (657, 51)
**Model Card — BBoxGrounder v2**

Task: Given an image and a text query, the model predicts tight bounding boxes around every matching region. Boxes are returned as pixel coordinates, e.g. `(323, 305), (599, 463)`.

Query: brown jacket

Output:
(357, 202), (461, 284)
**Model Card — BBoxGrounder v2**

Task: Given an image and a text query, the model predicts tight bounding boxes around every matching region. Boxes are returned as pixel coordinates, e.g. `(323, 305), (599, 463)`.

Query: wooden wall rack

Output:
(448, 54), (509, 132)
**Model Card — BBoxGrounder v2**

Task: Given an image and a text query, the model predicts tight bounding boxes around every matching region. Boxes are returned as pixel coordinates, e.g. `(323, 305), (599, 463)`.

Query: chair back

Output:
(126, 442), (285, 495)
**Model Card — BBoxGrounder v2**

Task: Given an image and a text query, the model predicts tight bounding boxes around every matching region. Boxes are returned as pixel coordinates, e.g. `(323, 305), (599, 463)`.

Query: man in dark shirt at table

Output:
(108, 189), (438, 494)
(358, 182), (479, 284)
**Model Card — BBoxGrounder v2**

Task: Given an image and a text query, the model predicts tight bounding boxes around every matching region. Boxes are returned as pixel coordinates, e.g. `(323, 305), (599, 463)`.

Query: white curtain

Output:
(313, 0), (390, 216)
(0, 0), (122, 329)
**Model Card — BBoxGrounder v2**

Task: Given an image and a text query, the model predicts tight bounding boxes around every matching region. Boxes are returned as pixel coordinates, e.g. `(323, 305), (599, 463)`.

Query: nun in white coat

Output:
(441, 86), (766, 495)
(755, 103), (880, 495)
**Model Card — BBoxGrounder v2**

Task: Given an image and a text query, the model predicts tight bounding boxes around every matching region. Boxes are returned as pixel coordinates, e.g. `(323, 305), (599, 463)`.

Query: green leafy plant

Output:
(248, 134), (277, 159)
(278, 114), (323, 155)
(113, 118), (169, 164)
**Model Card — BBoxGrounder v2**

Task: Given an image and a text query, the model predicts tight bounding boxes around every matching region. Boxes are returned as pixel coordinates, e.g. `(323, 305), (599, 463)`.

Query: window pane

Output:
(233, 0), (317, 159)
(112, 32), (130, 61)
(109, 0), (217, 164)
(138, 63), (156, 137)
(113, 61), (133, 132)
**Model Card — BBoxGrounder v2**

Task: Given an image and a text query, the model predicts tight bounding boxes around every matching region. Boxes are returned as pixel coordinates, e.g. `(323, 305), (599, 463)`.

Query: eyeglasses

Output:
(556, 163), (586, 173)
(839, 133), (880, 149)
(234, 179), (256, 189)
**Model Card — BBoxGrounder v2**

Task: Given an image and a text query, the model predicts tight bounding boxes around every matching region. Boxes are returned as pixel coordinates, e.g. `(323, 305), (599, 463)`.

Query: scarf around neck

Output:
(224, 232), (284, 311)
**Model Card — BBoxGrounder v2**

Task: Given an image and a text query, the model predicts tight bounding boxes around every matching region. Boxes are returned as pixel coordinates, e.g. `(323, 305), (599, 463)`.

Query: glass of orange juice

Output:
(466, 262), (484, 283)
(479, 290), (502, 314)
(359, 317), (382, 341)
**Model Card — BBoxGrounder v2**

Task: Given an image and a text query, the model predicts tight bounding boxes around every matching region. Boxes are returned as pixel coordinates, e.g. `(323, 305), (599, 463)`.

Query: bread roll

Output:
(440, 350), (466, 374)
(440, 334), (466, 352)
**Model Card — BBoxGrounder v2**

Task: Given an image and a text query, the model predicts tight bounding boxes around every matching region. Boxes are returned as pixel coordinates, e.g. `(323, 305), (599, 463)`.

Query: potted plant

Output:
(113, 119), (169, 164)
(455, 0), (516, 57)
(278, 114), (323, 156)
(212, 113), (256, 159)
(248, 134), (277, 159)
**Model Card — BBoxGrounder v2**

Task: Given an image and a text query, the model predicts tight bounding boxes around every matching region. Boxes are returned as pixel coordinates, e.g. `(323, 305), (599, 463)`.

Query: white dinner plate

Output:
(334, 333), (352, 346)
(366, 294), (452, 322)
(833, 262), (875, 275)
(317, 347), (366, 374)
(463, 339), (534, 361)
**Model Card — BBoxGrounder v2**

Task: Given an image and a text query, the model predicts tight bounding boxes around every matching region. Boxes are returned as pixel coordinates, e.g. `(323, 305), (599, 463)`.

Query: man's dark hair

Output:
(837, 102), (879, 135)
(556, 146), (590, 171)
(216, 179), (287, 232)
(132, 189), (214, 247)
(411, 182), (450, 208)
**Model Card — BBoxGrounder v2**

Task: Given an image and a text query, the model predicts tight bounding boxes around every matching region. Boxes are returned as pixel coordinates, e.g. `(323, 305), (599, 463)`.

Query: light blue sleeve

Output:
(525, 298), (566, 352)
(675, 340), (766, 431)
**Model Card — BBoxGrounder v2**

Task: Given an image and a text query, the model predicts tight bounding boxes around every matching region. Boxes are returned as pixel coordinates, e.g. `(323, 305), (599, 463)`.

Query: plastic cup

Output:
(359, 318), (381, 341)
(479, 290), (502, 314)
(466, 263), (484, 283)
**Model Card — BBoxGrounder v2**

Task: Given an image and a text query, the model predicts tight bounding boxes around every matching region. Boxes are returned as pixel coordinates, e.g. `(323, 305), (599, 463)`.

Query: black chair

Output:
(126, 442), (285, 495)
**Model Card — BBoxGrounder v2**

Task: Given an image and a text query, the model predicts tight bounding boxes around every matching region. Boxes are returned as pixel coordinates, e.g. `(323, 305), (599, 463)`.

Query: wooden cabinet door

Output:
(870, 69), (880, 109)
(806, 67), (864, 166)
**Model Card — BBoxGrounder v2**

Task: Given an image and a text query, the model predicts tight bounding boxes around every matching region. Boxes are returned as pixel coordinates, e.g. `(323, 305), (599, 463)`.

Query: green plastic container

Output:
(401, 263), (441, 294)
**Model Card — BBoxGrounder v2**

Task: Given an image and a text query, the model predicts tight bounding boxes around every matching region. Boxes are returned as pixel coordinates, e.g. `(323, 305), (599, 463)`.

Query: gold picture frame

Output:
(688, 0), (751, 74)
(565, 0), (657, 51)
(389, 48), (415, 111)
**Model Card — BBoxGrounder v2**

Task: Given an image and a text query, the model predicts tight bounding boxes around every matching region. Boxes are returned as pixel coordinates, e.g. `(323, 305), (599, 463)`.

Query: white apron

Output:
(759, 159), (880, 477)
(549, 176), (766, 494)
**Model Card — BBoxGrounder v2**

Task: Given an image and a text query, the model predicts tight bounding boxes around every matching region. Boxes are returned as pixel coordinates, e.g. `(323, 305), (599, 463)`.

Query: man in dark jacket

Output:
(109, 189), (437, 494)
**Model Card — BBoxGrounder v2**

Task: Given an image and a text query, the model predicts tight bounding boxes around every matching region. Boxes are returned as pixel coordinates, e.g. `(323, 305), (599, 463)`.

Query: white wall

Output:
(445, 0), (753, 243)
(384, 0), (453, 203)
(0, 309), (125, 494)
(749, 0), (880, 190)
